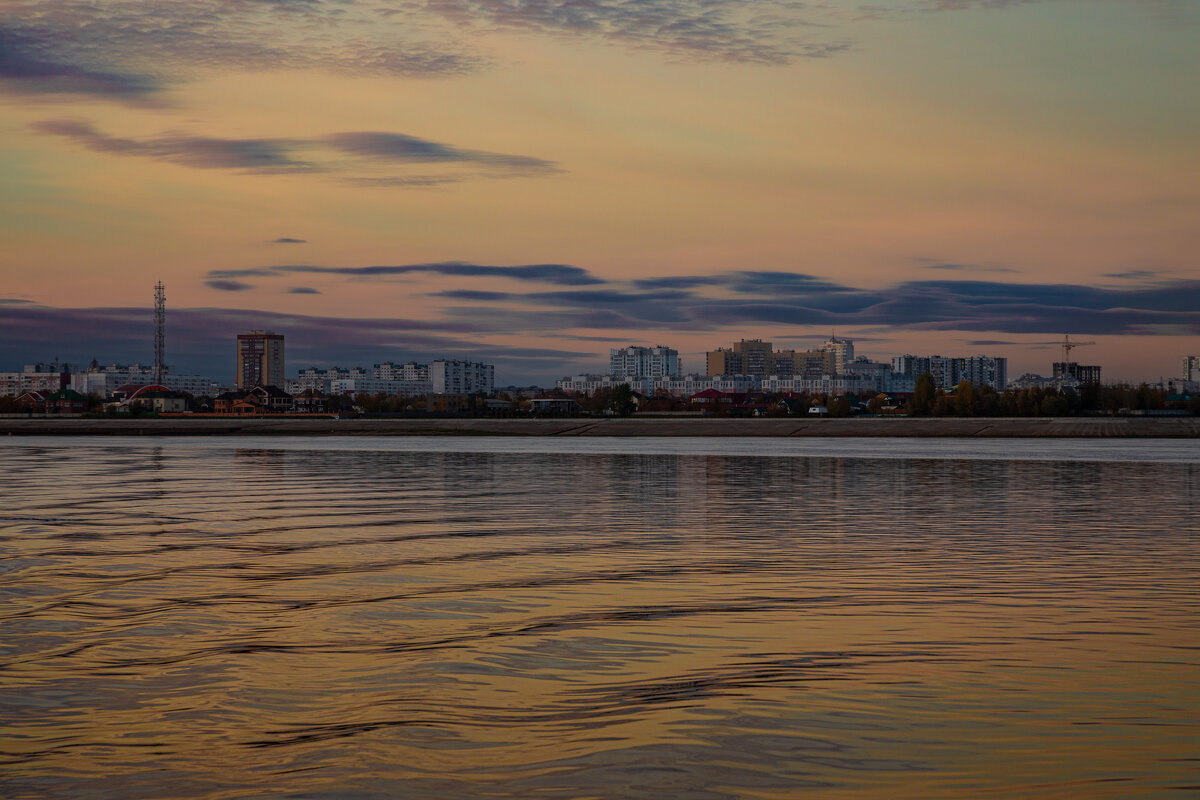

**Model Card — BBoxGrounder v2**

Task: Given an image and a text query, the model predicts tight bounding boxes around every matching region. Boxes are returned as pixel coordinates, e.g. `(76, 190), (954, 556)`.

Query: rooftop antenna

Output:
(154, 281), (165, 385)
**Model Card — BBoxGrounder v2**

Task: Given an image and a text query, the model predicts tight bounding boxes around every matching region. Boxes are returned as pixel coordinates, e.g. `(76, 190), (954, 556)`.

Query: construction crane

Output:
(1059, 334), (1094, 364)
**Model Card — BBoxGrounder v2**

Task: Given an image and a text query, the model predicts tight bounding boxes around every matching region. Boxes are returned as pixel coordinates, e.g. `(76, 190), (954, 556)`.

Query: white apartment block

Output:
(1, 363), (214, 397)
(609, 346), (679, 378)
(431, 360), (494, 395)
(86, 365), (215, 396)
(555, 375), (654, 395)
(761, 374), (880, 396)
(375, 361), (430, 382)
(328, 378), (430, 397)
(1184, 356), (1200, 382)
(652, 374), (760, 396)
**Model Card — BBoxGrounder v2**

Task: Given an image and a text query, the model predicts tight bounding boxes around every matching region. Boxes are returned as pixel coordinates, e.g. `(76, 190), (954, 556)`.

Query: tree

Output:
(610, 383), (635, 416)
(955, 381), (976, 416)
(911, 373), (936, 416)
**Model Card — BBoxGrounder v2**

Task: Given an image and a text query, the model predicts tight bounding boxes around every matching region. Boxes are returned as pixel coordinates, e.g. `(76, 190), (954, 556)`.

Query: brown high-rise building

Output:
(236, 331), (285, 389)
(706, 338), (832, 377)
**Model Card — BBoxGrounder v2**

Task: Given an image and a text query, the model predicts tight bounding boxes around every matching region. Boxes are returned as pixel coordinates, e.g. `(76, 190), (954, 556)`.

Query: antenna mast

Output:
(154, 281), (166, 385)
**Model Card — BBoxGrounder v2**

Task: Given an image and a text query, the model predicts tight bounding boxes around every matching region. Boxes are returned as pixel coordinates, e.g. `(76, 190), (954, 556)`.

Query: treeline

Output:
(908, 375), (1198, 417)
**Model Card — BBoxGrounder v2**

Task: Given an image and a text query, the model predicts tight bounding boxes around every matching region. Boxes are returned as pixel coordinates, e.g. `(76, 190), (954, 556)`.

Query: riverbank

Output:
(2, 416), (1199, 437)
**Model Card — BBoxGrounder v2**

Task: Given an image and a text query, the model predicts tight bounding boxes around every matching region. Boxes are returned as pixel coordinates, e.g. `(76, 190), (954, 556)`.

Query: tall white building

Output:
(820, 336), (854, 373)
(609, 346), (679, 378)
(431, 360), (494, 394)
(1184, 356), (1200, 382)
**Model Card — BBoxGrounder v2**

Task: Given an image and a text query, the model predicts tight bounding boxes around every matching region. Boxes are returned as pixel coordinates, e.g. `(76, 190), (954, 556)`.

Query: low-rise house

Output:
(293, 388), (332, 414)
(47, 389), (88, 413)
(213, 391), (243, 414)
(135, 389), (188, 413)
(16, 390), (48, 413)
(247, 385), (293, 412)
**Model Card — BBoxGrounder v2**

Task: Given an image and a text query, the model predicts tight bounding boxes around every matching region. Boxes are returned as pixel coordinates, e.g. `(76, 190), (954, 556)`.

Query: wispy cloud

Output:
(1100, 269), (1164, 280)
(205, 279), (256, 291)
(31, 119), (561, 184)
(207, 262), (605, 286)
(434, 271), (1200, 337)
(273, 237), (307, 244)
(288, 286), (320, 294)
(325, 132), (559, 175)
(32, 119), (314, 173)
(424, 0), (849, 65)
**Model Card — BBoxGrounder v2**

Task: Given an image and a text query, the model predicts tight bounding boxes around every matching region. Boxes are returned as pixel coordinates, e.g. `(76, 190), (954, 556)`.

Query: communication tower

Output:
(154, 281), (166, 386)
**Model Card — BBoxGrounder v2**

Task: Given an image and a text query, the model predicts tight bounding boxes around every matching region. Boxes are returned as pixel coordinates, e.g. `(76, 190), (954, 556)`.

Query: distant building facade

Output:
(609, 346), (679, 378)
(820, 335), (855, 374)
(431, 360), (494, 395)
(891, 354), (1007, 390)
(1052, 362), (1101, 384)
(237, 331), (285, 389)
(1183, 356), (1200, 382)
(706, 339), (837, 378)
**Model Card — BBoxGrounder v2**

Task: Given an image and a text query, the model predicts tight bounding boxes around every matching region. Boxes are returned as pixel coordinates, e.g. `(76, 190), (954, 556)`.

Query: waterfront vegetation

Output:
(2, 375), (1195, 419)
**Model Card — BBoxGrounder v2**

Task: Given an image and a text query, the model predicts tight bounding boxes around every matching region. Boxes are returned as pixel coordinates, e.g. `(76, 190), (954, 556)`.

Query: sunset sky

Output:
(1, 0), (1197, 384)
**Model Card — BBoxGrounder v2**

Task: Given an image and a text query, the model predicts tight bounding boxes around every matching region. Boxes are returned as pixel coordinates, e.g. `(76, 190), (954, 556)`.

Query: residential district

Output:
(4, 331), (1199, 418)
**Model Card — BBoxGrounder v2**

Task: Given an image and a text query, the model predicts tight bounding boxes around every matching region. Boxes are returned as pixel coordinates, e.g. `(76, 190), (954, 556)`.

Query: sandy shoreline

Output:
(2, 416), (1198, 437)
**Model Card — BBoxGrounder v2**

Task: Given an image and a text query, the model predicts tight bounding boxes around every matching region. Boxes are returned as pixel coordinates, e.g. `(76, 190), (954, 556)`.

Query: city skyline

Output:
(1, 1), (1198, 384)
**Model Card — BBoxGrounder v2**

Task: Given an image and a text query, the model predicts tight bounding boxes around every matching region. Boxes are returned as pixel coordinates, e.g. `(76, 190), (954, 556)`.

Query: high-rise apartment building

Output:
(707, 338), (847, 377)
(706, 339), (774, 376)
(1184, 356), (1200, 382)
(960, 356), (1007, 390)
(820, 335), (854, 373)
(431, 360), (494, 395)
(1052, 362), (1101, 384)
(609, 346), (679, 378)
(891, 354), (1007, 390)
(237, 331), (285, 389)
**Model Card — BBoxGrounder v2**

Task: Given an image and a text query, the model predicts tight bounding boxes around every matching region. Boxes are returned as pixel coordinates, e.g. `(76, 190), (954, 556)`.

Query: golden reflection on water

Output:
(1, 440), (1197, 799)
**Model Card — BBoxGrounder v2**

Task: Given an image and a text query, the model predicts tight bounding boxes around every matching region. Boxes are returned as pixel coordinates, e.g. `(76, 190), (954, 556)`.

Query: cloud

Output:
(288, 286), (320, 294)
(965, 339), (1025, 346)
(208, 262), (606, 286)
(0, 2), (483, 102)
(919, 261), (1019, 273)
(207, 267), (288, 279)
(32, 120), (314, 173)
(1100, 269), (1163, 280)
(205, 279), (256, 291)
(273, 237), (307, 244)
(431, 272), (1200, 337)
(325, 132), (559, 175)
(0, 25), (160, 101)
(424, 0), (850, 65)
(31, 119), (560, 183)
(199, 261), (1200, 338)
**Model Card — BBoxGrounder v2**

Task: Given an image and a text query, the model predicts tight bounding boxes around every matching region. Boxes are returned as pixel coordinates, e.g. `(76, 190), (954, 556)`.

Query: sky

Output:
(1, 0), (1197, 385)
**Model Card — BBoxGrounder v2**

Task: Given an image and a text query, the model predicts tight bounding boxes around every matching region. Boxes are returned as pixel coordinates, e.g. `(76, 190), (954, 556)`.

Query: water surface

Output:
(2, 437), (1197, 798)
